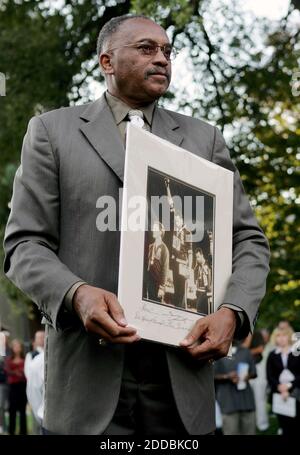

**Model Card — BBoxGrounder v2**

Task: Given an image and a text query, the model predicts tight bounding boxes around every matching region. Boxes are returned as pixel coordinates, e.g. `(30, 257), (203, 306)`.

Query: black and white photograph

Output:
(118, 124), (233, 346)
(143, 168), (214, 316)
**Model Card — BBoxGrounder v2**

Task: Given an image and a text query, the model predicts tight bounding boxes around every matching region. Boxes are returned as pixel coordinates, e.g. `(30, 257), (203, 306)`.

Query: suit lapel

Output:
(79, 96), (184, 183)
(79, 95), (125, 182)
(152, 107), (183, 148)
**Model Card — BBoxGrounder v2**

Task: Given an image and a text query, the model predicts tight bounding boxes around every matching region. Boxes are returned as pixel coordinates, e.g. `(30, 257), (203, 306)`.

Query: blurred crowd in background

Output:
(0, 330), (44, 435)
(0, 321), (299, 435)
(215, 321), (300, 435)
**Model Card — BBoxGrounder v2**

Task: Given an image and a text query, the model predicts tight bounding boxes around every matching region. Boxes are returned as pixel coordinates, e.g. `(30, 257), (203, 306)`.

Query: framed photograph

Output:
(118, 124), (233, 347)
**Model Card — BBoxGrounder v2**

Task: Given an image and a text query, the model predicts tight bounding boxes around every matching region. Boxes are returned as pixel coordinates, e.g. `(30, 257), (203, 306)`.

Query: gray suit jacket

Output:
(3, 94), (270, 434)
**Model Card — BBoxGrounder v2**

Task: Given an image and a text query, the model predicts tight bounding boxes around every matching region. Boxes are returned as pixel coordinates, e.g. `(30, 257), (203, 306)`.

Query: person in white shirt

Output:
(26, 350), (44, 427)
(267, 327), (300, 436)
(25, 330), (45, 434)
(24, 331), (45, 380)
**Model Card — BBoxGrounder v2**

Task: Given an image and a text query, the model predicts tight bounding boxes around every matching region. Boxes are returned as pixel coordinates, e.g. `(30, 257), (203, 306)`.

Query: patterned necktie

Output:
(128, 109), (146, 129)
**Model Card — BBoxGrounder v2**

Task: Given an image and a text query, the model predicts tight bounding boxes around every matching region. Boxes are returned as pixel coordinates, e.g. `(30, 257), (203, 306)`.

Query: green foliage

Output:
(0, 0), (299, 328)
(0, 226), (33, 319)
(132, 0), (202, 28)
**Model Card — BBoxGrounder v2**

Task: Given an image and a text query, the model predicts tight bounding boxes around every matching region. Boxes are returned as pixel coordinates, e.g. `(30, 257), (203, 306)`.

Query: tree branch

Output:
(200, 21), (226, 132)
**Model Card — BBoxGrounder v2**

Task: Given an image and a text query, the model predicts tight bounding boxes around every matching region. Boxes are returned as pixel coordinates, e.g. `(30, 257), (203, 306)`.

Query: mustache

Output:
(144, 68), (170, 82)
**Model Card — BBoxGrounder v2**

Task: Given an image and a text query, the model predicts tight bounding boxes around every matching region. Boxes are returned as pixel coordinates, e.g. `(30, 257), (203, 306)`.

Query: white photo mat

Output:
(118, 124), (233, 347)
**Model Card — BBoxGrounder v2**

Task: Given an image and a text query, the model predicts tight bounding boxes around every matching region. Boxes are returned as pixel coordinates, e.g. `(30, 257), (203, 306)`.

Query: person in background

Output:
(259, 328), (274, 371)
(247, 332), (264, 364)
(277, 320), (293, 331)
(261, 328), (271, 350)
(214, 339), (257, 435)
(0, 330), (10, 435)
(215, 400), (223, 435)
(246, 330), (270, 432)
(0, 353), (6, 435)
(24, 330), (45, 379)
(26, 349), (44, 433)
(24, 330), (45, 434)
(267, 327), (300, 436)
(270, 322), (294, 350)
(4, 339), (27, 435)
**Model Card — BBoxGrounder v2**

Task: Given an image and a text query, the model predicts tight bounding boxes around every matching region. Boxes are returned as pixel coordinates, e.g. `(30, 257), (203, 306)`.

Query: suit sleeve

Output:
(212, 127), (270, 336)
(3, 116), (83, 331)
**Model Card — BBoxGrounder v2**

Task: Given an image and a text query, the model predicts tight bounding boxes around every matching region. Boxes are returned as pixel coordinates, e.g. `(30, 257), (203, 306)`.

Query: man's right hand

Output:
(73, 284), (140, 344)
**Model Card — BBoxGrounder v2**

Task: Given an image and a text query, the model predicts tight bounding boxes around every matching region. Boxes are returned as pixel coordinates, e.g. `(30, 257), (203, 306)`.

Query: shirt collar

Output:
(275, 347), (292, 355)
(105, 90), (156, 126)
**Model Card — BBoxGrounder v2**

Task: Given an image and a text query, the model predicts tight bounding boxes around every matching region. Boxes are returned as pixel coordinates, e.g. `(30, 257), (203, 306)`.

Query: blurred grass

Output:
(1, 407), (35, 435)
(257, 413), (279, 435)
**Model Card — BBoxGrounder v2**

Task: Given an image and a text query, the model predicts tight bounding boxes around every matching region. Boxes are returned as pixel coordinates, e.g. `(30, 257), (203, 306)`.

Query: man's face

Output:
(101, 18), (172, 106)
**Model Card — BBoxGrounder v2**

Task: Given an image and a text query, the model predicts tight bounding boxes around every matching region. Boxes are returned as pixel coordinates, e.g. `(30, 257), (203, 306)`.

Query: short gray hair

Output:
(96, 14), (153, 57)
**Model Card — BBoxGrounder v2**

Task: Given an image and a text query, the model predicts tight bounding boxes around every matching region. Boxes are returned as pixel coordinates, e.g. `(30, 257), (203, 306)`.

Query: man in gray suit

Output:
(3, 14), (270, 435)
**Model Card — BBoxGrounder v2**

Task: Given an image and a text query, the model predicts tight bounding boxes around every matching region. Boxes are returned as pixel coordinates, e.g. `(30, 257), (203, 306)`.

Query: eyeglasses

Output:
(105, 42), (177, 61)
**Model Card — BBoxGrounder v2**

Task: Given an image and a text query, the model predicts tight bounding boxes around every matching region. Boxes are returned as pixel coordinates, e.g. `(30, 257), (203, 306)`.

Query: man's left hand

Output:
(179, 307), (236, 361)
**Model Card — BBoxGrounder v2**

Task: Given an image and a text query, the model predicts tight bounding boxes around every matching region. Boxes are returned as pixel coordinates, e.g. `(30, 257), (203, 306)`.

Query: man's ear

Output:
(99, 53), (114, 75)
